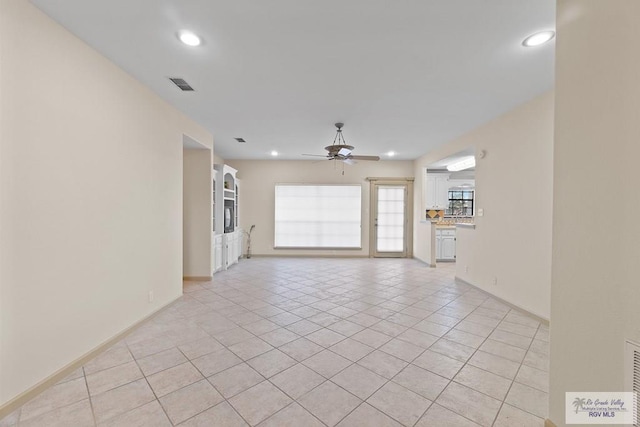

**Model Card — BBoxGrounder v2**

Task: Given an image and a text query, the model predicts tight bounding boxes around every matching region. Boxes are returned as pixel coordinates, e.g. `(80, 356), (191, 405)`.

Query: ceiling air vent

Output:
(626, 340), (640, 426)
(234, 138), (246, 143)
(169, 77), (194, 91)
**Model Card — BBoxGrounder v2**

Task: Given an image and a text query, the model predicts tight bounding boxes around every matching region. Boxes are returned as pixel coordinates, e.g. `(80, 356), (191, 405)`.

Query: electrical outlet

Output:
(148, 291), (154, 303)
(492, 277), (498, 286)
(465, 265), (469, 273)
(477, 208), (484, 217)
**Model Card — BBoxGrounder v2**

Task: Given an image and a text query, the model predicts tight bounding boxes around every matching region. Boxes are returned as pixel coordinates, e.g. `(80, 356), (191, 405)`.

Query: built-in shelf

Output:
(213, 164), (242, 273)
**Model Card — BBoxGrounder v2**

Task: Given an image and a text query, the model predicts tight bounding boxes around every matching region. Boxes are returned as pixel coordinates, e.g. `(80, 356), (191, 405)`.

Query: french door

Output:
(370, 181), (413, 257)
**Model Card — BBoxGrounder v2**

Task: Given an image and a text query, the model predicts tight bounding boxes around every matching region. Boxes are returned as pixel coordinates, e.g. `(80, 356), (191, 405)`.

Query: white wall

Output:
(549, 1), (640, 425)
(226, 160), (414, 257)
(413, 91), (554, 319)
(0, 0), (212, 407)
(214, 154), (226, 165)
(183, 147), (213, 278)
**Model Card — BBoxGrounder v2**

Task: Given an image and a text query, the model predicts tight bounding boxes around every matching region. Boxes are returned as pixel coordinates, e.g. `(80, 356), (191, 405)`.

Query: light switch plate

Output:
(477, 208), (484, 217)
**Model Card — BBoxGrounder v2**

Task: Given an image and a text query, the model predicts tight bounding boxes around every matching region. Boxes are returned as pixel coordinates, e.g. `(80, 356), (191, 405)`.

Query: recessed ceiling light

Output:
(522, 31), (555, 47)
(387, 151), (396, 157)
(178, 30), (202, 47)
(270, 150), (278, 157)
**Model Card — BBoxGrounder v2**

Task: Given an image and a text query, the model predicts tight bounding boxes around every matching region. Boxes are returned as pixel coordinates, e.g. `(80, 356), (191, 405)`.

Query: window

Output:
(446, 190), (474, 216)
(275, 184), (362, 248)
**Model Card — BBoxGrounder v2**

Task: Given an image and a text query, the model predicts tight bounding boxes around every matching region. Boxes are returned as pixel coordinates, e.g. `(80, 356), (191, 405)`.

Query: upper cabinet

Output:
(212, 169), (217, 232)
(223, 171), (235, 200)
(426, 171), (476, 213)
(213, 164), (242, 272)
(425, 173), (450, 209)
(214, 164), (239, 234)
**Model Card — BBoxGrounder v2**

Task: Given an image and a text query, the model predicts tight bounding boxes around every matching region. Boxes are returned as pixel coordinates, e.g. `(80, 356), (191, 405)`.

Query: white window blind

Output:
(275, 184), (362, 248)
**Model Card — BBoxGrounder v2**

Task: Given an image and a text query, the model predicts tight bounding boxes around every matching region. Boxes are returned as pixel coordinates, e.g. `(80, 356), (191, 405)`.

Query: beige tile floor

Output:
(0, 258), (550, 427)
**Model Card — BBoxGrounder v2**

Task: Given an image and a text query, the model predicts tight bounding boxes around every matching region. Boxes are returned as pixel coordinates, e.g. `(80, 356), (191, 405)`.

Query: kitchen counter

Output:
(455, 223), (476, 229)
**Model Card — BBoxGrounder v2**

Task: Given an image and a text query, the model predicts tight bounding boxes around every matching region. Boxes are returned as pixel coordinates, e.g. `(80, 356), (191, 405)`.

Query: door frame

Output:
(367, 177), (414, 258)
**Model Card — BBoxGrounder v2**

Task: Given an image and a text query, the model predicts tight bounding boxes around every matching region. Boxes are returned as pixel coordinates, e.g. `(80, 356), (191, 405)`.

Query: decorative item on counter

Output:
(426, 209), (445, 220)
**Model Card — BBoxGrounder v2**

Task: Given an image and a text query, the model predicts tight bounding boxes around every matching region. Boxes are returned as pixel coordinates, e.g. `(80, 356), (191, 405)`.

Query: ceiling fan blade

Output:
(349, 155), (380, 161)
(343, 158), (357, 165)
(302, 153), (329, 158)
(338, 147), (352, 157)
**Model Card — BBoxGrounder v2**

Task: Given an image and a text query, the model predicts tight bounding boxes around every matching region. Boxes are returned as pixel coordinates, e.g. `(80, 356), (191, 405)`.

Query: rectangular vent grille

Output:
(635, 349), (639, 427)
(626, 340), (640, 426)
(234, 138), (246, 143)
(169, 78), (194, 91)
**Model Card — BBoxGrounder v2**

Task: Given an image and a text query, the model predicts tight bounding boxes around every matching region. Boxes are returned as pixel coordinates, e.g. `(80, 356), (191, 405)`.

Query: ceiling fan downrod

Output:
(333, 122), (346, 146)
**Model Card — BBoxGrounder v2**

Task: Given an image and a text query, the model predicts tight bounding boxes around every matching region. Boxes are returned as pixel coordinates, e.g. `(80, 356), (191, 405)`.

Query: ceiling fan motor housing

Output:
(300, 123), (380, 163)
(325, 144), (354, 156)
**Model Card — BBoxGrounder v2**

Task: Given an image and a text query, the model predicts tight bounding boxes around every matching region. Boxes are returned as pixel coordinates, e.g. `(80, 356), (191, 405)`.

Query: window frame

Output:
(446, 189), (474, 217)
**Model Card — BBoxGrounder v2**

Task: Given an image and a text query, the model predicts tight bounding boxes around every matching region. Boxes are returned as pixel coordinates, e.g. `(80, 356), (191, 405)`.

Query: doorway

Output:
(183, 135), (213, 280)
(369, 179), (414, 258)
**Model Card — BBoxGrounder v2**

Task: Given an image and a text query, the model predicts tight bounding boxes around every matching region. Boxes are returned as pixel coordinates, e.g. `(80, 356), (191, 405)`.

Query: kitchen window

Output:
(446, 190), (474, 216)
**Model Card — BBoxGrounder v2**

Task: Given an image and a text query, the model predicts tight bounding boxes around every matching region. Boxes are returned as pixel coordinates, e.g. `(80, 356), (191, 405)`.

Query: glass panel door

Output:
(373, 184), (407, 257)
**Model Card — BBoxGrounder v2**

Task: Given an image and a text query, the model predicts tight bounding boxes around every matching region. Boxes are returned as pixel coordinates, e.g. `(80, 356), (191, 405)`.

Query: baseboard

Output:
(0, 295), (181, 419)
(412, 256), (435, 268)
(455, 276), (550, 325)
(544, 418), (557, 427)
(183, 276), (213, 281)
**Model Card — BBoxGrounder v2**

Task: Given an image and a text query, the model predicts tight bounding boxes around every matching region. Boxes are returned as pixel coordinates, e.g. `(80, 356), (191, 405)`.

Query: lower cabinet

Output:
(213, 229), (243, 273)
(235, 229), (243, 260)
(435, 228), (456, 261)
(225, 232), (238, 269)
(213, 235), (223, 273)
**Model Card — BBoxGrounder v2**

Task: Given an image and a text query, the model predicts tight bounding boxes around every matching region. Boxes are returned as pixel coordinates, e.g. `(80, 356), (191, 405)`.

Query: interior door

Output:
(372, 184), (408, 257)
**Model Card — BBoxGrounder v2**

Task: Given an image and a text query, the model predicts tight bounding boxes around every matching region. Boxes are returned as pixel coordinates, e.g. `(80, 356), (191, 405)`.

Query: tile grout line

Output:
(411, 298), (510, 426)
(126, 341), (176, 426)
(82, 367), (98, 427)
(175, 342), (260, 427)
(489, 321), (546, 426)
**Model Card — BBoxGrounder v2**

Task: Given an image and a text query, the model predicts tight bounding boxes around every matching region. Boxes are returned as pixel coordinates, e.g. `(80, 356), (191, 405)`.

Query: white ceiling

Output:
(31, 0), (555, 160)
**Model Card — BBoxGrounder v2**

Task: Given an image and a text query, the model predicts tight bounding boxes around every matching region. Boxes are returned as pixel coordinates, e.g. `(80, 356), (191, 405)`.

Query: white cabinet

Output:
(214, 164), (239, 234)
(213, 164), (242, 272)
(426, 173), (451, 210)
(213, 235), (223, 273)
(235, 228), (243, 260)
(212, 169), (217, 233)
(221, 229), (243, 270)
(437, 178), (450, 208)
(223, 231), (237, 269)
(441, 234), (456, 260)
(435, 228), (456, 261)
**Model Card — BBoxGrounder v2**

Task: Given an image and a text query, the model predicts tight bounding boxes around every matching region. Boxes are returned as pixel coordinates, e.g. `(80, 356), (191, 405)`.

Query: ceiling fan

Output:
(303, 123), (380, 165)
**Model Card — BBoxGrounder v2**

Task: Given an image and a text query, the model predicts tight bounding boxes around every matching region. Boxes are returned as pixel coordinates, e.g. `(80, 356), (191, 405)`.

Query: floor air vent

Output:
(626, 340), (640, 426)
(169, 77), (194, 91)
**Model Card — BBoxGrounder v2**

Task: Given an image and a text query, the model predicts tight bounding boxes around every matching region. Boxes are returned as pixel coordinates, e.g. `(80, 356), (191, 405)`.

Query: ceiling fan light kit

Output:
(303, 123), (381, 165)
